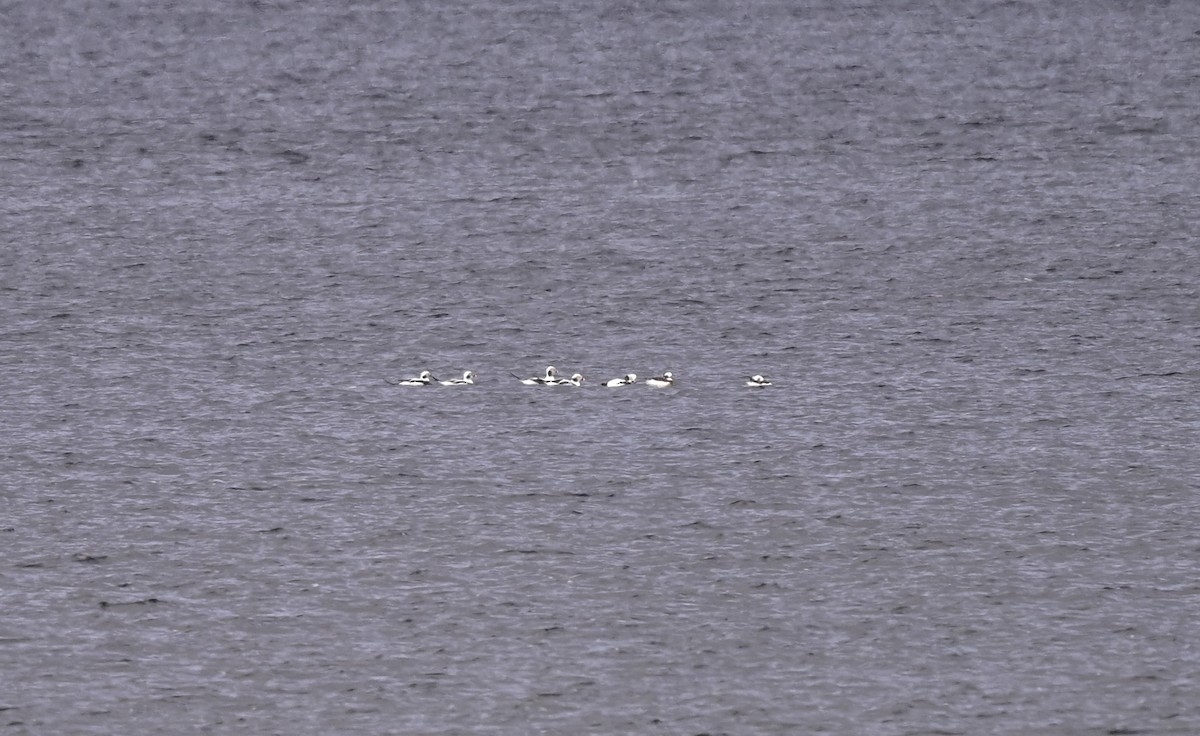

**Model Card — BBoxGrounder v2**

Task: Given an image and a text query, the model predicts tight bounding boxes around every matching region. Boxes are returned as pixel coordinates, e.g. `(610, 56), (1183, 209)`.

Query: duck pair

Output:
(604, 371), (673, 387)
(393, 370), (475, 386)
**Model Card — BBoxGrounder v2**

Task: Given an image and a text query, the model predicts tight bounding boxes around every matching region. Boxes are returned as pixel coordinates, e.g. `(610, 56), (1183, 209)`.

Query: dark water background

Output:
(3, 1), (1200, 733)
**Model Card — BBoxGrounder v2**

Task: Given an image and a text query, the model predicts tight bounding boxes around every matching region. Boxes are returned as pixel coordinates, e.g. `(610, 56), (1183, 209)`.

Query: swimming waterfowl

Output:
(604, 373), (638, 387)
(397, 370), (438, 386)
(440, 370), (476, 386)
(518, 366), (559, 385)
(746, 374), (772, 387)
(645, 371), (674, 388)
(555, 373), (585, 386)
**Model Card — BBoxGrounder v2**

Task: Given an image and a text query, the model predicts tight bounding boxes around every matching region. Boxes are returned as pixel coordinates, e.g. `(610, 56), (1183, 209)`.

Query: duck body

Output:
(645, 371), (674, 388)
(549, 369), (588, 386)
(746, 374), (772, 387)
(604, 373), (638, 387)
(519, 366), (559, 385)
(441, 370), (476, 386)
(398, 370), (438, 386)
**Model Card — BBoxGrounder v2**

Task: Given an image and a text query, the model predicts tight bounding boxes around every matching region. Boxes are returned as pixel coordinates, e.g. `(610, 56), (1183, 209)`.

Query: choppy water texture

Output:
(3, 1), (1200, 734)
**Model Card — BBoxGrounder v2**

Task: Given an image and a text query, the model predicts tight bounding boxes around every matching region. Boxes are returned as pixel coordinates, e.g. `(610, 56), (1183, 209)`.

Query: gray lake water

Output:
(3, 1), (1200, 734)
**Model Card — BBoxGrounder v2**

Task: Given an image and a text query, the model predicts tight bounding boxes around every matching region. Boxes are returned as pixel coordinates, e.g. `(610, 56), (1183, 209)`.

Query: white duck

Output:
(519, 366), (559, 385)
(645, 371), (674, 388)
(604, 373), (638, 387)
(396, 370), (437, 386)
(440, 370), (476, 386)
